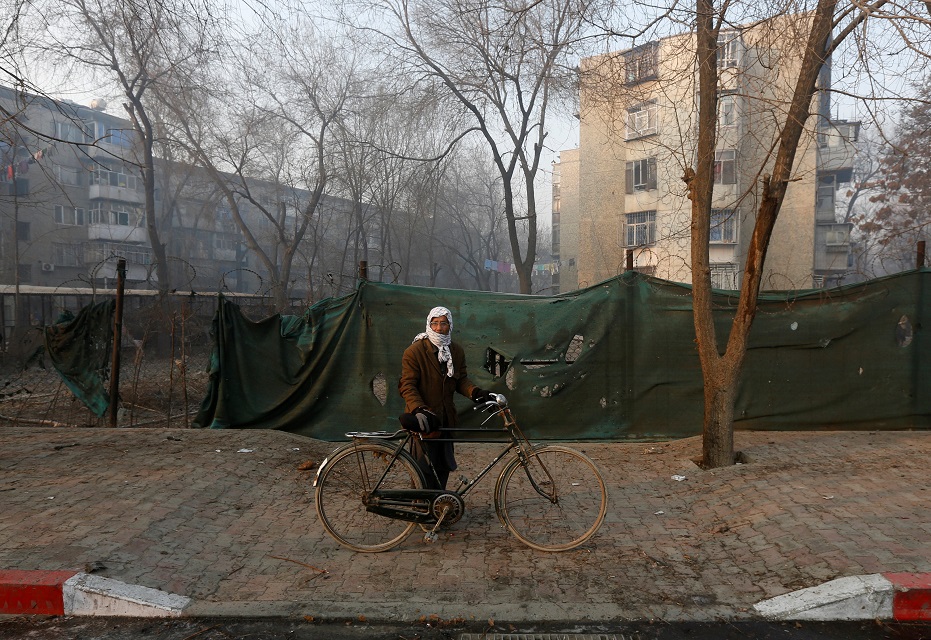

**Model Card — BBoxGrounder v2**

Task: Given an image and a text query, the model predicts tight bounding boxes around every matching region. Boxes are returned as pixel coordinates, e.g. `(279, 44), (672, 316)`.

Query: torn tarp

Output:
(194, 270), (931, 441)
(44, 300), (115, 417)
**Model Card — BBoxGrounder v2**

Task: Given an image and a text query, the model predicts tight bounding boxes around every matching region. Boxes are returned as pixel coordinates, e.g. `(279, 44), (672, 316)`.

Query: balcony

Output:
(89, 183), (144, 204)
(817, 120), (860, 178)
(88, 223), (148, 244)
(214, 248), (238, 262)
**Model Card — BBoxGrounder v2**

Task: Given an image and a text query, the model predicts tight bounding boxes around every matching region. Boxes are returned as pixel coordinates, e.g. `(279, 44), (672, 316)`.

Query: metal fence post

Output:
(109, 259), (126, 427)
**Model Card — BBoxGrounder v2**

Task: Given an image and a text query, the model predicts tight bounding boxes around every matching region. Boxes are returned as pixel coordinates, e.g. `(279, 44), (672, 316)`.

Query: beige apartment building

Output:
(552, 16), (858, 292)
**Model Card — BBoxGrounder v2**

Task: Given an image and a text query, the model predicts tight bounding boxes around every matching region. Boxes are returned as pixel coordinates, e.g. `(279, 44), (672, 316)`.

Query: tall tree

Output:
(685, 1), (931, 467)
(356, 0), (596, 293)
(163, 16), (362, 309)
(26, 0), (220, 296)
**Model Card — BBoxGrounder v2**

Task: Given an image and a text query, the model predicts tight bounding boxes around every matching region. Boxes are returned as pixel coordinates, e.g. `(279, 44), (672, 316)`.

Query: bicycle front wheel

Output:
(495, 445), (607, 552)
(315, 442), (424, 552)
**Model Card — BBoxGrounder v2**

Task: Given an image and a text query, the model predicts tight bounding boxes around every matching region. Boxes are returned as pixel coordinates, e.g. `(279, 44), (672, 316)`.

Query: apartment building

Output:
(0, 84), (377, 304)
(553, 16), (858, 292)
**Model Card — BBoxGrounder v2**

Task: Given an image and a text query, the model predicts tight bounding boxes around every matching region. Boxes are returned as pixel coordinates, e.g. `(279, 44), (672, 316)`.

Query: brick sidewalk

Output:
(1, 426), (929, 622)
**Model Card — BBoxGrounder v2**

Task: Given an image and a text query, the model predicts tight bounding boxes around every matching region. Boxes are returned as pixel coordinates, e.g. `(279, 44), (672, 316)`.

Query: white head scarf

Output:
(412, 306), (454, 377)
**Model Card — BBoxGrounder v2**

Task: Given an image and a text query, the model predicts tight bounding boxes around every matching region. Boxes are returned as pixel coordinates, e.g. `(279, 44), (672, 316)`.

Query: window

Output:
(624, 42), (658, 84)
(713, 149), (737, 185)
(710, 263), (738, 289)
(52, 243), (84, 267)
(625, 158), (657, 193)
(54, 205), (85, 226)
(92, 122), (135, 148)
(825, 223), (852, 249)
(817, 174), (836, 211)
(215, 236), (240, 251)
(16, 221), (30, 242)
(710, 208), (737, 243)
(625, 210), (656, 247)
(90, 168), (139, 191)
(85, 242), (152, 265)
(718, 94), (736, 129)
(55, 120), (88, 143)
(89, 204), (139, 226)
(717, 32), (741, 68)
(626, 101), (658, 140)
(53, 165), (83, 186)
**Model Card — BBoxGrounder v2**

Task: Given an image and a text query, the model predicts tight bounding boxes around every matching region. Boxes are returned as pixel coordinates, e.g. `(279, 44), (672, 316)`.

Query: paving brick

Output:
(1, 427), (930, 620)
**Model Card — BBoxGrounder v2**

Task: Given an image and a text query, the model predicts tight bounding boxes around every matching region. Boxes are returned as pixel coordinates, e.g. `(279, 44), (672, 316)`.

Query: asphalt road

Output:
(1, 617), (931, 640)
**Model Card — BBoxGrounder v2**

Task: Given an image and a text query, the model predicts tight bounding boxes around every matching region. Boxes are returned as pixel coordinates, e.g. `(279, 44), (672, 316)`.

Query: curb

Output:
(0, 570), (191, 617)
(754, 573), (931, 621)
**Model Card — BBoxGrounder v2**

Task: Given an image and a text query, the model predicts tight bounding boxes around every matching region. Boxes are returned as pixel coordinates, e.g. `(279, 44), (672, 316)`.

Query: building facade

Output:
(0, 85), (378, 311)
(553, 16), (858, 292)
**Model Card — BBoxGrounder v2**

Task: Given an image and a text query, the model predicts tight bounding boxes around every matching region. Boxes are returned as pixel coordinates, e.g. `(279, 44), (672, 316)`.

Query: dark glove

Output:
(471, 388), (495, 404)
(399, 407), (438, 433)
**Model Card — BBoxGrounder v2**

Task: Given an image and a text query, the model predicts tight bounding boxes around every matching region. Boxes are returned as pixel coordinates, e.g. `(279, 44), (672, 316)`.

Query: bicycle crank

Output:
(423, 493), (466, 543)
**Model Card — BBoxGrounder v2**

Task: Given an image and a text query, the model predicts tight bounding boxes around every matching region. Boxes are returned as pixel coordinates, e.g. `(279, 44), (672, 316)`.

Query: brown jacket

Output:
(399, 338), (478, 428)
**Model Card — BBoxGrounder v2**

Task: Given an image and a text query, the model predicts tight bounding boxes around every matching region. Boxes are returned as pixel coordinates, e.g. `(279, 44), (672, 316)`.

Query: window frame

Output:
(623, 42), (659, 85)
(53, 165), (83, 187)
(626, 101), (658, 140)
(713, 149), (737, 185)
(710, 263), (739, 290)
(625, 158), (658, 193)
(717, 32), (742, 68)
(55, 120), (88, 144)
(825, 223), (851, 247)
(54, 204), (85, 226)
(718, 94), (737, 129)
(624, 210), (657, 247)
(709, 208), (737, 244)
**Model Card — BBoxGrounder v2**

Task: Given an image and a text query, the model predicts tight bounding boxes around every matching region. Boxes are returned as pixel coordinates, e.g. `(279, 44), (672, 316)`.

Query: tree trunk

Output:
(701, 365), (737, 468)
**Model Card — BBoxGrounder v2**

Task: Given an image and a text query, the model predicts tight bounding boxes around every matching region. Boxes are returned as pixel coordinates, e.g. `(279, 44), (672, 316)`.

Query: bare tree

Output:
(163, 14), (362, 309)
(582, 0), (930, 467)
(685, 1), (931, 467)
(434, 147), (512, 291)
(354, 0), (597, 294)
(25, 0), (221, 297)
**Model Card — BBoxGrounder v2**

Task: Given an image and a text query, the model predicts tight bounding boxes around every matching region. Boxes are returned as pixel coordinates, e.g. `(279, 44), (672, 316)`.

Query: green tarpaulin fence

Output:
(193, 269), (931, 441)
(44, 300), (114, 417)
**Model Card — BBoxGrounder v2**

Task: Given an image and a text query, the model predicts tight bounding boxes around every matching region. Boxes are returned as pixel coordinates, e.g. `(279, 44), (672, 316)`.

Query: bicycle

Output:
(313, 393), (608, 552)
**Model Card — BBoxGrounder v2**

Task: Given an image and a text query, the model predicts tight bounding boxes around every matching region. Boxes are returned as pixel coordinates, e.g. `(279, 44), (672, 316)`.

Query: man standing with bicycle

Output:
(398, 306), (492, 489)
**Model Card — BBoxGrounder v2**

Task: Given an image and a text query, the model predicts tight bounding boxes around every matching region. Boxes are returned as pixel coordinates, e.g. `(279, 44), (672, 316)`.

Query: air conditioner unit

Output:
(41, 262), (55, 272)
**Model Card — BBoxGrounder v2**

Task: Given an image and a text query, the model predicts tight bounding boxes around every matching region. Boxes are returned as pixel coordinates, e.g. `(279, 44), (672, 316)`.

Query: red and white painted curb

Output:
(0, 570), (190, 617)
(754, 573), (931, 621)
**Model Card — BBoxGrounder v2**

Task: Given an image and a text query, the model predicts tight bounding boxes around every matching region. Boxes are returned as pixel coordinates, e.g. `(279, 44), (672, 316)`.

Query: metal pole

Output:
(918, 241), (926, 269)
(109, 259), (126, 427)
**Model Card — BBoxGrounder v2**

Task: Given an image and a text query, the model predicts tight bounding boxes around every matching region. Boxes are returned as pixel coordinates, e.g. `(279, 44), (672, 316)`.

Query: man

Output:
(398, 306), (492, 489)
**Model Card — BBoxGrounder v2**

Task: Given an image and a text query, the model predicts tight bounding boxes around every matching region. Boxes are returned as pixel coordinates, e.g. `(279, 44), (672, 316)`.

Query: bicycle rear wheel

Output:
(495, 445), (607, 552)
(315, 442), (424, 552)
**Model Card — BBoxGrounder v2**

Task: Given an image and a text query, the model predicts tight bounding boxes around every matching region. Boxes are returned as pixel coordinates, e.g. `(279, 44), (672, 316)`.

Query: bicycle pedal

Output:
(423, 531), (438, 544)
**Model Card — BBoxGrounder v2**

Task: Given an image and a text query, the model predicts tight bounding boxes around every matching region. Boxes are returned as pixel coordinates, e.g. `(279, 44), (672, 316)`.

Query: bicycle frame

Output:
(314, 392), (608, 552)
(321, 395), (557, 524)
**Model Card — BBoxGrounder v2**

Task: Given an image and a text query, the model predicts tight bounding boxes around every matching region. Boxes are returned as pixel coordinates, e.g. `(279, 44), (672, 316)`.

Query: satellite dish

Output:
(90, 98), (107, 111)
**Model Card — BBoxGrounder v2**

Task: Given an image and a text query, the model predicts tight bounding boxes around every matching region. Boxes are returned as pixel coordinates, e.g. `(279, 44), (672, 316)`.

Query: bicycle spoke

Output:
(496, 446), (607, 552)
(315, 443), (423, 553)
